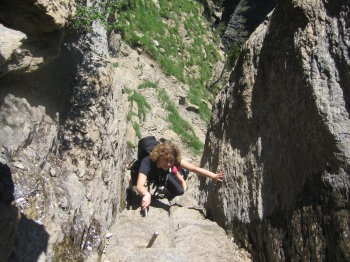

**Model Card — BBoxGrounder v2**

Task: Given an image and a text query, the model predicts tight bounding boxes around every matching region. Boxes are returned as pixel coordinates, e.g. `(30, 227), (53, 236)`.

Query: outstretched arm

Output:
(136, 173), (151, 210)
(179, 159), (224, 182)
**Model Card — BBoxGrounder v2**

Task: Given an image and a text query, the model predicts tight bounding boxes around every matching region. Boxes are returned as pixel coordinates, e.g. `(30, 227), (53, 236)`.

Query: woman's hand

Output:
(214, 170), (225, 182)
(182, 181), (188, 191)
(141, 192), (151, 210)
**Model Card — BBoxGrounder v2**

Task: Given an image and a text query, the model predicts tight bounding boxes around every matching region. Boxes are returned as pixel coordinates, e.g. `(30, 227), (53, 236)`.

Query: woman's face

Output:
(157, 156), (175, 170)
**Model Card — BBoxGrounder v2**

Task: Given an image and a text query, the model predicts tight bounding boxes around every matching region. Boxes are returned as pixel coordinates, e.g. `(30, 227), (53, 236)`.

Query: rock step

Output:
(103, 197), (251, 262)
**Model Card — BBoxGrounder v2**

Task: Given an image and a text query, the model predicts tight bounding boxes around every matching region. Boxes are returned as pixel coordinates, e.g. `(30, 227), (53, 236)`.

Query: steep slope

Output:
(106, 0), (227, 159)
(109, 38), (207, 162)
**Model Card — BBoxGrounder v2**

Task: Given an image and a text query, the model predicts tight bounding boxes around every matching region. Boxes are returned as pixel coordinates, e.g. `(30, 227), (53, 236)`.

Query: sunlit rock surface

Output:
(103, 192), (252, 262)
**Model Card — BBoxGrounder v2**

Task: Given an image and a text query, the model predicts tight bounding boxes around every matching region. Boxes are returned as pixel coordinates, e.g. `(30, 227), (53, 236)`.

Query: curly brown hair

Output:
(150, 141), (181, 165)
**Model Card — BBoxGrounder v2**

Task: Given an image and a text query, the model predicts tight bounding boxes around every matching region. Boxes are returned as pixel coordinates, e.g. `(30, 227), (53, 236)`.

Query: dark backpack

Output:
(130, 136), (160, 185)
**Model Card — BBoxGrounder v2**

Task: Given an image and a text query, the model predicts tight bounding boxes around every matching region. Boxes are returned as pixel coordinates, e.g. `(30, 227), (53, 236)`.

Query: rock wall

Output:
(222, 0), (276, 50)
(0, 0), (128, 261)
(199, 0), (350, 261)
(0, 0), (75, 76)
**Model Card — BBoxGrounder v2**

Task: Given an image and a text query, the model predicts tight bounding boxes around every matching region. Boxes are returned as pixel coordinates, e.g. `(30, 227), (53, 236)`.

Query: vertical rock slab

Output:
(0, 1), (128, 260)
(200, 0), (350, 261)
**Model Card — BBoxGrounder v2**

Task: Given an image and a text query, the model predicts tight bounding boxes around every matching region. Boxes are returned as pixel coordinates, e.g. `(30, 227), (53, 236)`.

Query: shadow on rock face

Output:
(0, 163), (19, 261)
(0, 162), (14, 205)
(0, 43), (77, 123)
(9, 214), (50, 262)
(0, 162), (49, 262)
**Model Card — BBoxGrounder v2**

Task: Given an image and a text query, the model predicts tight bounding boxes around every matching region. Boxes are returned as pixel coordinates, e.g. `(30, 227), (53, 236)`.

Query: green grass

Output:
(138, 81), (158, 89)
(127, 141), (136, 148)
(73, 0), (224, 124)
(132, 122), (142, 139)
(227, 44), (241, 69)
(138, 81), (203, 155)
(188, 85), (212, 123)
(113, 0), (222, 123)
(126, 89), (151, 138)
(128, 91), (151, 121)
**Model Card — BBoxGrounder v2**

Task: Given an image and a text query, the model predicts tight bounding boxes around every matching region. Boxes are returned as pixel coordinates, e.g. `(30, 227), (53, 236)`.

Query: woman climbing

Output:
(131, 139), (224, 211)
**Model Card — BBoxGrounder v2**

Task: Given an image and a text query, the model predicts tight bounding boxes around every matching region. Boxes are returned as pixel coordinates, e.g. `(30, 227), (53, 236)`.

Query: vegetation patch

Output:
(127, 90), (151, 121)
(114, 0), (223, 122)
(72, 1), (121, 32)
(132, 122), (142, 139)
(127, 141), (136, 148)
(125, 87), (151, 138)
(138, 81), (203, 155)
(73, 0), (224, 123)
(227, 44), (241, 69)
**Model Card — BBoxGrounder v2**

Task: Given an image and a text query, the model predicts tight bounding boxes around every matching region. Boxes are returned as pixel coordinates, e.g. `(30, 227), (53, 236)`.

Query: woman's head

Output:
(150, 141), (181, 170)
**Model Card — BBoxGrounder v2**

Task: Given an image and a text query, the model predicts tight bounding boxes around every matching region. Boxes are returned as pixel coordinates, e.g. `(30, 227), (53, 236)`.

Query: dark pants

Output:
(166, 174), (184, 200)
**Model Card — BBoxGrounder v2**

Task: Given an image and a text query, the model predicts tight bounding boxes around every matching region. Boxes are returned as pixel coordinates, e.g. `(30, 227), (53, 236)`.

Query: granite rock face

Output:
(221, 0), (276, 50)
(0, 0), (128, 261)
(199, 0), (350, 261)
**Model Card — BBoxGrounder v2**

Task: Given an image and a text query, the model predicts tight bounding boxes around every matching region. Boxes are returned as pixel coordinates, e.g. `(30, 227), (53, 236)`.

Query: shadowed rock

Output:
(200, 0), (350, 261)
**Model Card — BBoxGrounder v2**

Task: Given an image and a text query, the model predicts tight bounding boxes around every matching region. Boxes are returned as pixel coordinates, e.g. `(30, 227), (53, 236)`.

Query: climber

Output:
(134, 140), (224, 211)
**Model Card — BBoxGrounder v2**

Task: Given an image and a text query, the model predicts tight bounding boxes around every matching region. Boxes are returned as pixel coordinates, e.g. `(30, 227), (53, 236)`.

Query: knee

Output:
(176, 187), (184, 196)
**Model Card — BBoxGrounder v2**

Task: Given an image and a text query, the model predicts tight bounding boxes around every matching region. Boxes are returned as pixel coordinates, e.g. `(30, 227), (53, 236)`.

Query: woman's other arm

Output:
(179, 160), (224, 182)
